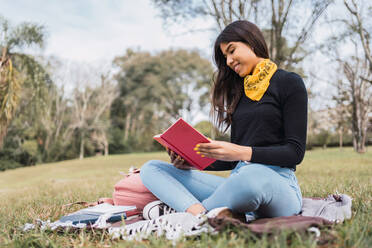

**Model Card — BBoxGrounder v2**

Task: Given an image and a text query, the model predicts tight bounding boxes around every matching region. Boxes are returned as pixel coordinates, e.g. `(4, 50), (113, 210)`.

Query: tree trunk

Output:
(103, 133), (109, 156)
(104, 143), (108, 156)
(79, 136), (85, 160)
(0, 47), (8, 150)
(339, 127), (343, 149)
(352, 112), (367, 153)
(0, 127), (6, 150)
(124, 112), (131, 141)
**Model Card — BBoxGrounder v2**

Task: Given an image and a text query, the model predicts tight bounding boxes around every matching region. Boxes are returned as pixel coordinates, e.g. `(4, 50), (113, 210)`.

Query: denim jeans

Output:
(140, 160), (302, 218)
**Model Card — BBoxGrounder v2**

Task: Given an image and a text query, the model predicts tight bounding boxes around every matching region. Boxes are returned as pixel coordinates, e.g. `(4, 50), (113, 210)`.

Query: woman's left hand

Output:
(195, 140), (252, 161)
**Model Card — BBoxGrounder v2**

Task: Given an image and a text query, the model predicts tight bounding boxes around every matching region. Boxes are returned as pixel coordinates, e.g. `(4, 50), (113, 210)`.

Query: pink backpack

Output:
(65, 168), (158, 213)
(111, 168), (158, 211)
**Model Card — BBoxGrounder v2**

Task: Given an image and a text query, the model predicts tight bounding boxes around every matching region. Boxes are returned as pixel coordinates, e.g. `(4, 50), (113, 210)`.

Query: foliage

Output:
(194, 120), (230, 141)
(68, 74), (119, 159)
(1, 0), (370, 172)
(323, 0), (372, 153)
(307, 131), (354, 150)
(151, 0), (332, 70)
(3, 58), (61, 164)
(0, 48), (216, 170)
(0, 15), (45, 149)
(0, 146), (36, 170)
(110, 49), (214, 153)
(343, 0), (372, 72)
(0, 148), (371, 247)
(0, 158), (22, 171)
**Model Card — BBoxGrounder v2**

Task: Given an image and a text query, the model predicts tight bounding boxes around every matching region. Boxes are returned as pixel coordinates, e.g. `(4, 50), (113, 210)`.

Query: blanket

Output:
(23, 194), (352, 242)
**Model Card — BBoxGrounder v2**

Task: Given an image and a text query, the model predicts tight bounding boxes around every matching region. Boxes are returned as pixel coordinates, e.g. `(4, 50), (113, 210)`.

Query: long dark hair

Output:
(212, 20), (269, 131)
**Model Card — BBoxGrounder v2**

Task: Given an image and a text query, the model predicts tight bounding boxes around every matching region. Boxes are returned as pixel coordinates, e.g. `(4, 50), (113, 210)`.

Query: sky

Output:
(0, 0), (216, 63)
(0, 0), (219, 123)
(0, 0), (360, 115)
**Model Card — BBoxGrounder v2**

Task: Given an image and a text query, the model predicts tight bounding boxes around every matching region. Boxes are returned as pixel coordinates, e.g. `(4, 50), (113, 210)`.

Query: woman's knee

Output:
(227, 167), (272, 202)
(233, 166), (272, 188)
(140, 160), (165, 181)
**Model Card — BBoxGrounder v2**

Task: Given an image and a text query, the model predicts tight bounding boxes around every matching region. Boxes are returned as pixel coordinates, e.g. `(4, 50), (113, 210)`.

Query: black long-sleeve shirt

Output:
(206, 69), (308, 171)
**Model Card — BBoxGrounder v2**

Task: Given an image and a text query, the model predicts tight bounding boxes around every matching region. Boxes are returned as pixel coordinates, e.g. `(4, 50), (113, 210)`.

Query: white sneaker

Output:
(143, 200), (177, 220)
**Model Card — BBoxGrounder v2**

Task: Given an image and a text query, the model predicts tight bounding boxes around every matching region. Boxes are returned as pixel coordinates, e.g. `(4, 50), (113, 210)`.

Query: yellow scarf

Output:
(243, 59), (277, 101)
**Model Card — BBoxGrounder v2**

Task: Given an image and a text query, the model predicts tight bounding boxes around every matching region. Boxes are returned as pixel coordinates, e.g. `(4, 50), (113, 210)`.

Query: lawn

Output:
(0, 148), (371, 247)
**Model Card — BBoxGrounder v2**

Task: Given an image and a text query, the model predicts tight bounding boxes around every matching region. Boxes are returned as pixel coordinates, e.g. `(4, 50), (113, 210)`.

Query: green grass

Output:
(0, 148), (371, 247)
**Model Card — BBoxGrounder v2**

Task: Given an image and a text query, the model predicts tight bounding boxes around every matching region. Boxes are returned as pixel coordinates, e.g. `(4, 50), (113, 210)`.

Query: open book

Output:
(78, 203), (136, 215)
(153, 118), (216, 170)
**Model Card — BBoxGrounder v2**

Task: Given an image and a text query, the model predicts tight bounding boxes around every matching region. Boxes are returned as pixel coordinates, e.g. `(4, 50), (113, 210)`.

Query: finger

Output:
(169, 150), (176, 161)
(178, 164), (192, 170)
(198, 150), (222, 159)
(170, 150), (176, 160)
(195, 142), (220, 150)
(172, 151), (179, 158)
(199, 151), (234, 161)
(195, 146), (220, 155)
(197, 147), (221, 153)
(173, 161), (184, 169)
(170, 150), (177, 162)
(175, 155), (184, 164)
(175, 161), (192, 170)
(175, 164), (188, 170)
(176, 156), (188, 167)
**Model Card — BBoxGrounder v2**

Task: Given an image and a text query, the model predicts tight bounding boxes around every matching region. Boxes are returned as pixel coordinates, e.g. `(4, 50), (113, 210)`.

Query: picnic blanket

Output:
(23, 193), (352, 242)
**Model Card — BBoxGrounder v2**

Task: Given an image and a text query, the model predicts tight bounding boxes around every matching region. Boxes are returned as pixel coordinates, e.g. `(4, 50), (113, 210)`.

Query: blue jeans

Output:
(140, 160), (302, 218)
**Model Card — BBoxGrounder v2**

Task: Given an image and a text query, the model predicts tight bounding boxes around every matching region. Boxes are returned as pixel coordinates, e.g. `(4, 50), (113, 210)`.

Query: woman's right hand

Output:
(167, 148), (194, 170)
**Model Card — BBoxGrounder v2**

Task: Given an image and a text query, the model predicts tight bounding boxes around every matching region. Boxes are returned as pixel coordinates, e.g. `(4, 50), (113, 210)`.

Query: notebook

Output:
(153, 118), (216, 170)
(59, 203), (137, 225)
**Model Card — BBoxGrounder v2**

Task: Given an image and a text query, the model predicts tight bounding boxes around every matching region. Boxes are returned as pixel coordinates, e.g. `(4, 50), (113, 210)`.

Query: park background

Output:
(0, 0), (371, 247)
(0, 0), (371, 169)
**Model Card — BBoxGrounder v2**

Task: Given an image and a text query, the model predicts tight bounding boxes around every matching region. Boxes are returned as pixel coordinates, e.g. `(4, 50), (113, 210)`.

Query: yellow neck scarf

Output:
(243, 59), (277, 101)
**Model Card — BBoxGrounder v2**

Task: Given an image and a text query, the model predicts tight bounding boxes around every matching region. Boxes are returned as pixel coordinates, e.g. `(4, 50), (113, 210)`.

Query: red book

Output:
(153, 118), (216, 170)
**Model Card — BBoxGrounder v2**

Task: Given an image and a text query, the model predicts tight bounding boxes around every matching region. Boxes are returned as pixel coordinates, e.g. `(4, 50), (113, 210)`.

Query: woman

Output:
(140, 20), (307, 220)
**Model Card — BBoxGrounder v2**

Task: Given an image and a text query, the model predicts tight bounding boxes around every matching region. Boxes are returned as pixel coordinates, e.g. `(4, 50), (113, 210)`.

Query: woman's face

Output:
(220, 41), (262, 77)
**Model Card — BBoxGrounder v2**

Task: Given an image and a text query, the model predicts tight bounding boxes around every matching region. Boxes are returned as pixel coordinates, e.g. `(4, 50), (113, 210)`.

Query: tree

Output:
(325, 0), (372, 153)
(111, 49), (214, 152)
(340, 54), (371, 153)
(38, 83), (69, 161)
(69, 72), (118, 159)
(0, 16), (45, 149)
(152, 0), (332, 69)
(330, 79), (351, 149)
(343, 0), (372, 74)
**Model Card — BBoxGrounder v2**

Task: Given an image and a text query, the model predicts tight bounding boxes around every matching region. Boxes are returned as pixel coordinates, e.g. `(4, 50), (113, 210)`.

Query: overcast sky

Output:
(0, 0), (220, 123)
(0, 0), (216, 63)
(1, 0), (358, 115)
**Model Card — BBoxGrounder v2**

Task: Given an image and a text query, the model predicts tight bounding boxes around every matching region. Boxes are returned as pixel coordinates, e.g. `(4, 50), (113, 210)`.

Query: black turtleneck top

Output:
(206, 69), (308, 171)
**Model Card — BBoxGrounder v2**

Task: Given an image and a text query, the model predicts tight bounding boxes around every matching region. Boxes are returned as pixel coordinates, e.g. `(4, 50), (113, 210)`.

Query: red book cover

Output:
(153, 118), (216, 170)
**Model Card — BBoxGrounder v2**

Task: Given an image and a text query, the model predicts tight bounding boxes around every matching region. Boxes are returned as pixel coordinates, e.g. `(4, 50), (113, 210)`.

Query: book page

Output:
(78, 203), (136, 215)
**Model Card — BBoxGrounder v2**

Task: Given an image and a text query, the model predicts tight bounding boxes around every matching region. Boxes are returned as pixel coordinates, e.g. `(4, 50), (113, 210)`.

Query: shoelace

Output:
(161, 204), (177, 216)
(109, 213), (216, 241)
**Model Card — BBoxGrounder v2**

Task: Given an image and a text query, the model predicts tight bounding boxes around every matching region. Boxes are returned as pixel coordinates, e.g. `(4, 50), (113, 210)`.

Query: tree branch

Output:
(344, 0), (372, 71)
